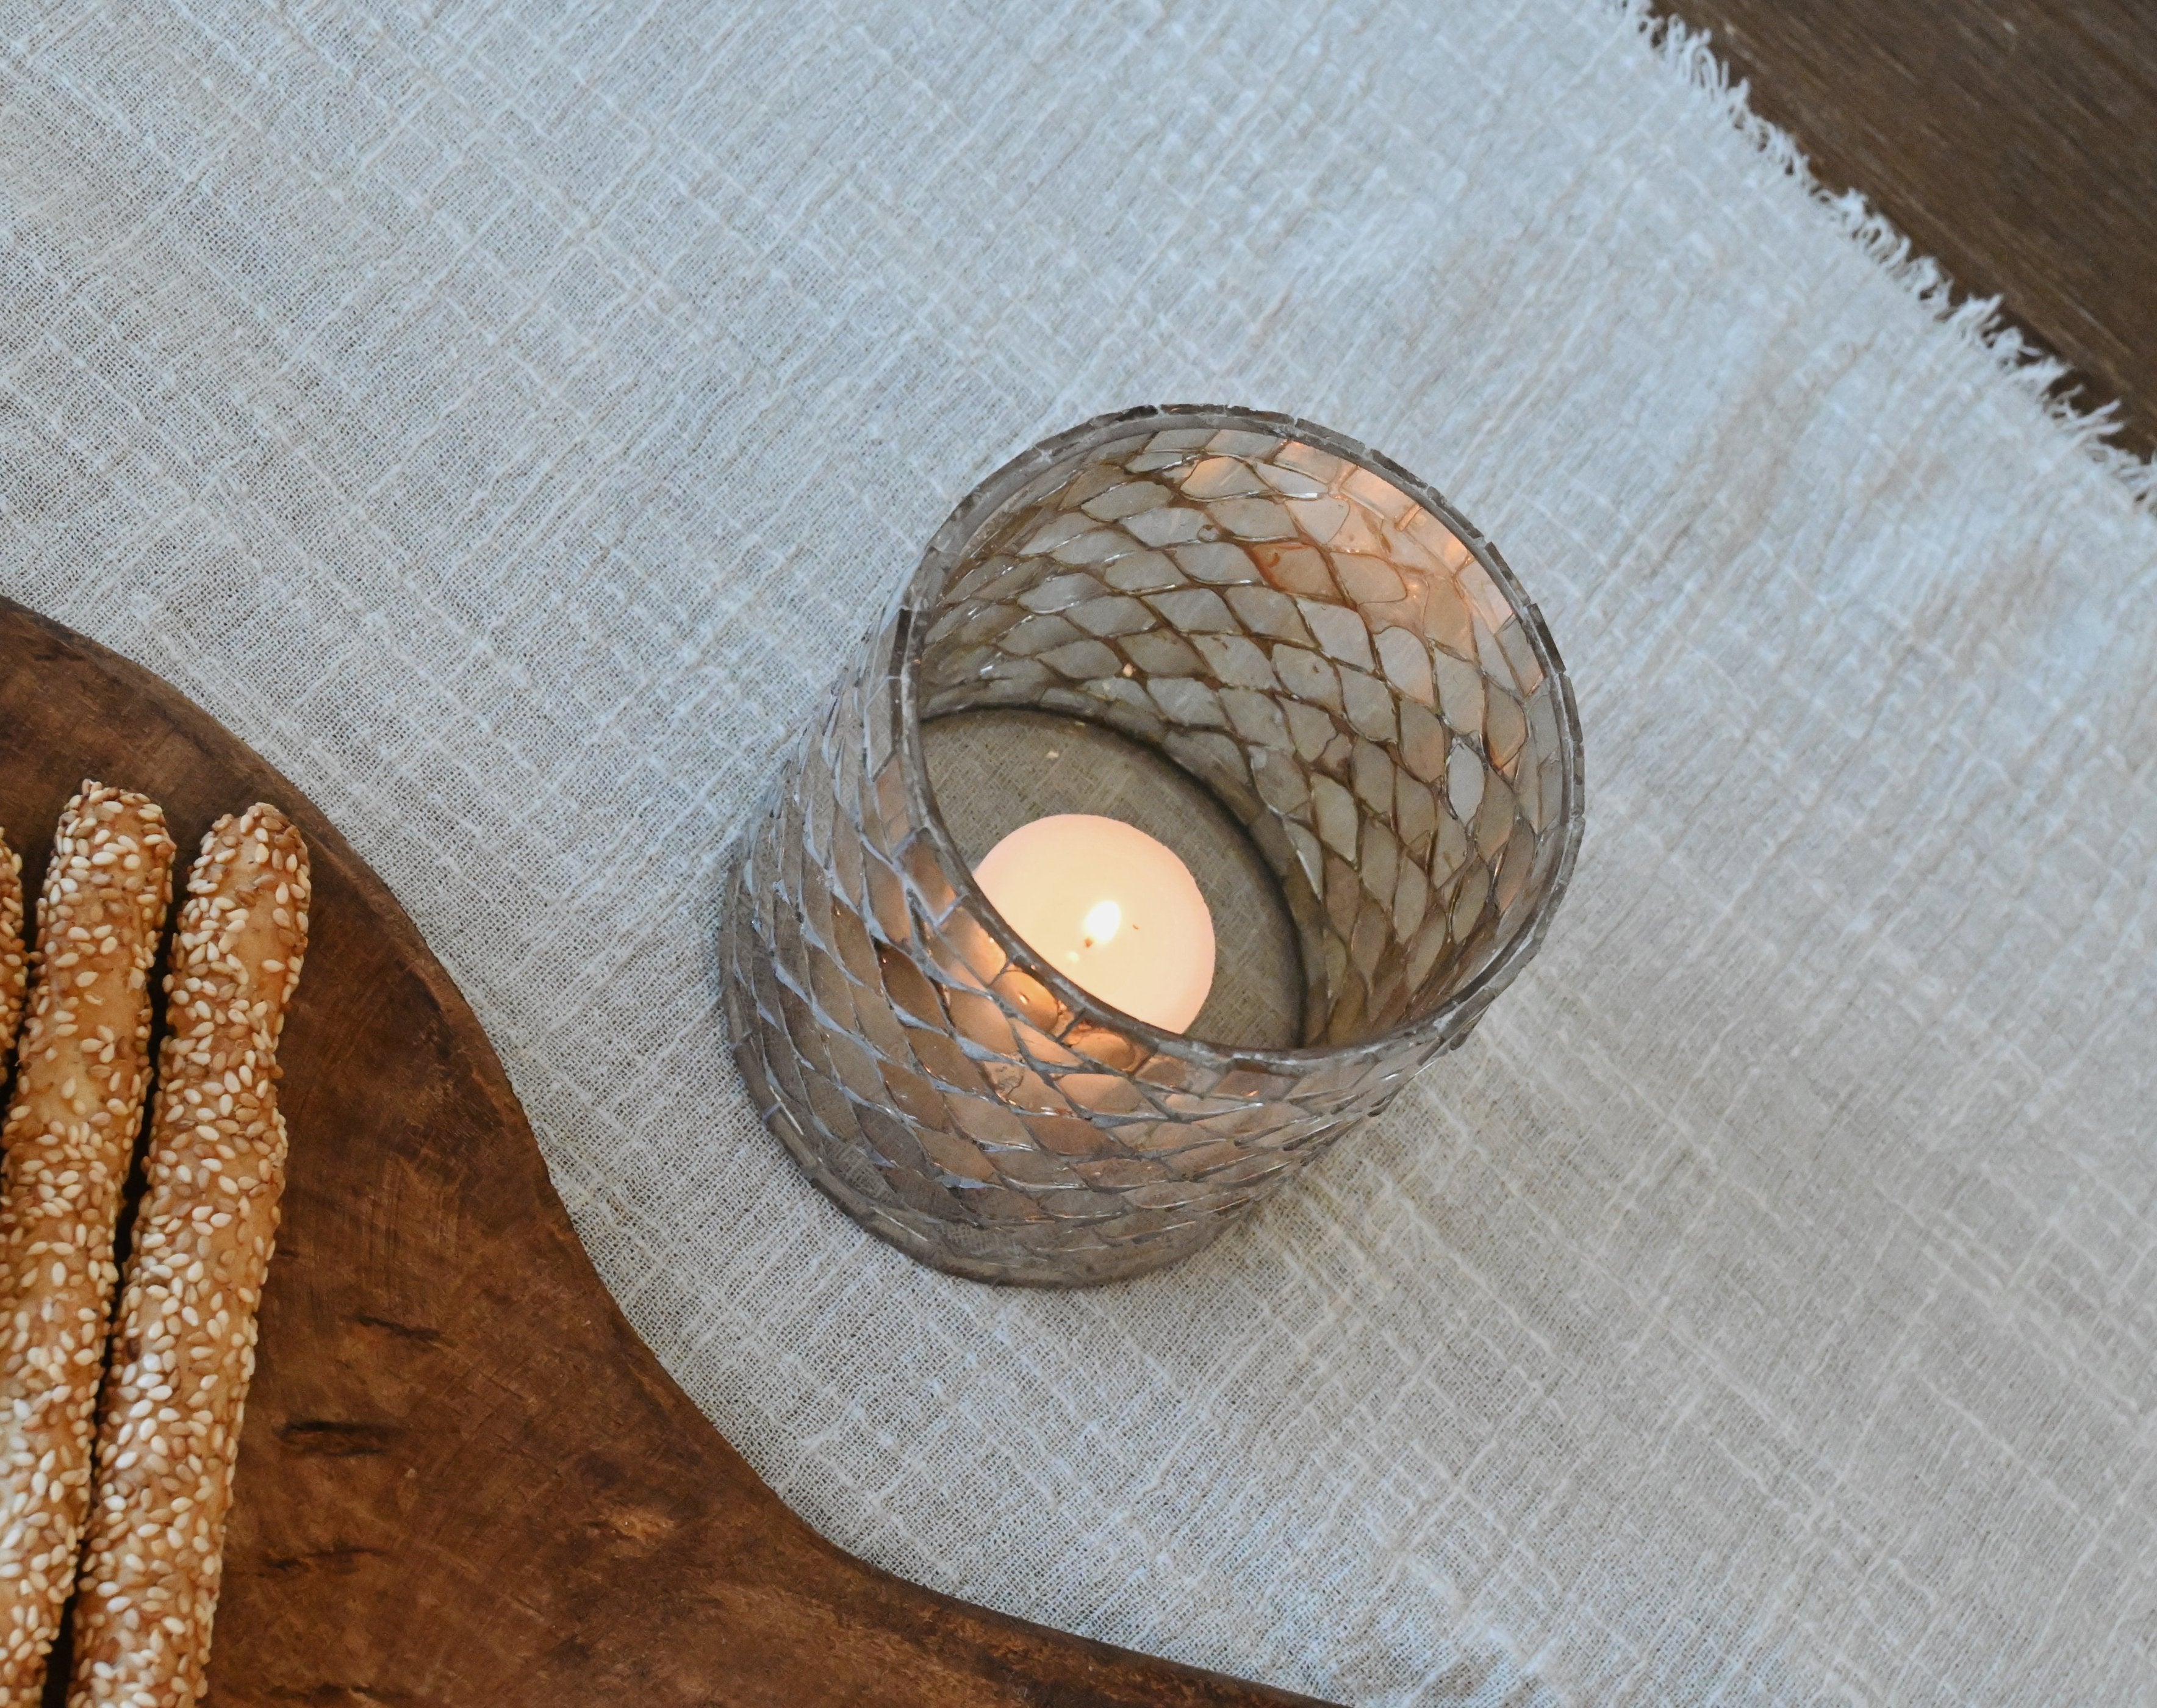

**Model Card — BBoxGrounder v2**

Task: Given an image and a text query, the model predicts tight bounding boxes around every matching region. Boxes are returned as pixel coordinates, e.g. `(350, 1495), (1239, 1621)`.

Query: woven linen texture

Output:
(4, 2), (2155, 1703)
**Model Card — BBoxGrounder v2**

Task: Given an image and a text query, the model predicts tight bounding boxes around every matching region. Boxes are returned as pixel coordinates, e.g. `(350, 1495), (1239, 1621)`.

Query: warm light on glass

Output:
(972, 814), (1215, 1033)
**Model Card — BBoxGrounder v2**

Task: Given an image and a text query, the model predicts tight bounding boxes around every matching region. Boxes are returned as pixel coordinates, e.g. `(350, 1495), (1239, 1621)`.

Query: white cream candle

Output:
(972, 813), (1215, 1033)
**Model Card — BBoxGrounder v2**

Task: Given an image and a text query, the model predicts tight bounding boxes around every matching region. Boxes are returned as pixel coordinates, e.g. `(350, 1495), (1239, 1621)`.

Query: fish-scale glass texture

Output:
(723, 407), (1583, 1286)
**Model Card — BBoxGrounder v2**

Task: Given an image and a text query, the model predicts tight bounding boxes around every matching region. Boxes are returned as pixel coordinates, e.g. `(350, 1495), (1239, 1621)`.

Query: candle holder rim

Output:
(895, 401), (1586, 1071)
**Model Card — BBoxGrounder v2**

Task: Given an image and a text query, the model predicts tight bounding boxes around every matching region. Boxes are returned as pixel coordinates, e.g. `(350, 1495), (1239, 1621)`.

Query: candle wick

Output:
(1079, 899), (1122, 948)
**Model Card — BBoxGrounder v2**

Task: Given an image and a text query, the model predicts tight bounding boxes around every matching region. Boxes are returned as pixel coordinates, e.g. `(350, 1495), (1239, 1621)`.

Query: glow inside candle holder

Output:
(972, 814), (1216, 1035)
(722, 405), (1585, 1287)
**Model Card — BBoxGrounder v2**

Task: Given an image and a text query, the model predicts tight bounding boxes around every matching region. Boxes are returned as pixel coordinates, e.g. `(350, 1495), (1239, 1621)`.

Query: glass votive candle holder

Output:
(722, 405), (1584, 1287)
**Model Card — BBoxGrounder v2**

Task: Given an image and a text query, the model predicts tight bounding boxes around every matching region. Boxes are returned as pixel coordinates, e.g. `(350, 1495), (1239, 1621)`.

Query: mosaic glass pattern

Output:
(722, 406), (1585, 1286)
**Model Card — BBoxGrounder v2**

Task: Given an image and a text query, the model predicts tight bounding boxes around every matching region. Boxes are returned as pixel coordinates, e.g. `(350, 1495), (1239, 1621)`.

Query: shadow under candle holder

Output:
(722, 404), (1585, 1286)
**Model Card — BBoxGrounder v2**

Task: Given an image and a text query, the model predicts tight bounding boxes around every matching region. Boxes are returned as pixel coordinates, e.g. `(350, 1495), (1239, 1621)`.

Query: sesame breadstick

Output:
(0, 785), (177, 1704)
(69, 805), (309, 1708)
(0, 830), (23, 1063)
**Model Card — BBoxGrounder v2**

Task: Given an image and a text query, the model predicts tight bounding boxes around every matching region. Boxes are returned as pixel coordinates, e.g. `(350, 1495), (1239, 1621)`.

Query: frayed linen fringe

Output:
(1620, 0), (2157, 511)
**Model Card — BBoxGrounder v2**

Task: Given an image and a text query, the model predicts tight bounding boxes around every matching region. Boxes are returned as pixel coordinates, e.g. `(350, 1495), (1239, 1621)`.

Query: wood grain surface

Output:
(1657, 0), (2157, 458)
(0, 597), (1332, 1708)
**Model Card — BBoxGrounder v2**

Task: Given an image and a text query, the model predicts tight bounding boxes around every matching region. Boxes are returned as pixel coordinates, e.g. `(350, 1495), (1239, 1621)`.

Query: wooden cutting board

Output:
(0, 598), (1329, 1708)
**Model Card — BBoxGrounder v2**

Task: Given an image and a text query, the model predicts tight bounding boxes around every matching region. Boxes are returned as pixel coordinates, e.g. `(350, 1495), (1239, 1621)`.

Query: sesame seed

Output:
(0, 787), (176, 1692)
(65, 803), (309, 1705)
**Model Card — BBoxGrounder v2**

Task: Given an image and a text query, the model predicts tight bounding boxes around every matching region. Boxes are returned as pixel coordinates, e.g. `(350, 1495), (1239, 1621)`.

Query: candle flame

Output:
(1080, 899), (1122, 949)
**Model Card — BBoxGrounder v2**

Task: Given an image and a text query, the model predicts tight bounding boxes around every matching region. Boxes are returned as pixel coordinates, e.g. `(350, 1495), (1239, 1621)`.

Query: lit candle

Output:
(973, 814), (1215, 1033)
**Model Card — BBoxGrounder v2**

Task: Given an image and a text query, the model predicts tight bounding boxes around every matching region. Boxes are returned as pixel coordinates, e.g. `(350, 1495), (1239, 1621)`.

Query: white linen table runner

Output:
(4, 2), (2154, 1701)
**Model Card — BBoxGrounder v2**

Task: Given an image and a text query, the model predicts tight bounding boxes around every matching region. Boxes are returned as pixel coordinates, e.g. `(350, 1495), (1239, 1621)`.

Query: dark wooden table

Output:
(1, 600), (1329, 1708)
(1657, 0), (2157, 459)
